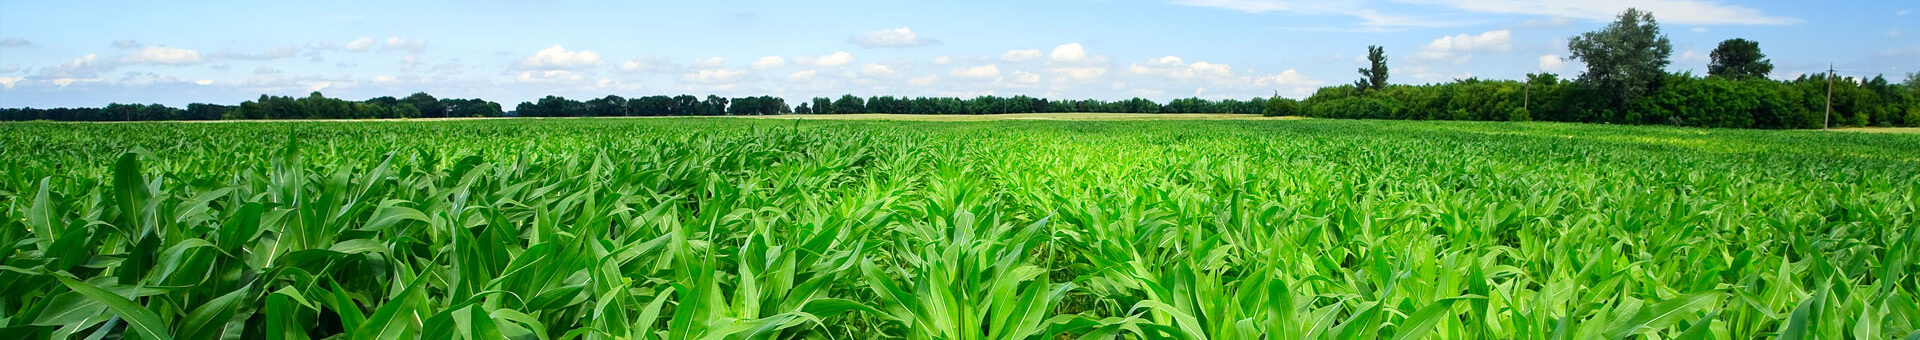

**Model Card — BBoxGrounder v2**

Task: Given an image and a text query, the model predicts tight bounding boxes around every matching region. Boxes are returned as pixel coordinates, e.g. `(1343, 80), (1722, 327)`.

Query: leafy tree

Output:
(833, 95), (866, 114)
(1568, 8), (1672, 111)
(1355, 45), (1389, 92)
(1707, 38), (1773, 79)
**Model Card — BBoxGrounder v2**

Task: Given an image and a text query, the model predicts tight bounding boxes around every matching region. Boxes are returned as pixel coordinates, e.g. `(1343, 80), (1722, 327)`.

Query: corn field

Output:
(0, 118), (1915, 339)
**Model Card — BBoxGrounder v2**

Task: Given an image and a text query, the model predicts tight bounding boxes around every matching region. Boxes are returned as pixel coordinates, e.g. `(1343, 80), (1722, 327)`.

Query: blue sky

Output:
(0, 0), (1914, 108)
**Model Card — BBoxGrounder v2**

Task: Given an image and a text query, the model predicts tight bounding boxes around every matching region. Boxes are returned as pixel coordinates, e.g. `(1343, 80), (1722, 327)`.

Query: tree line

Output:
(0, 92), (503, 121)
(513, 95), (792, 117)
(795, 95), (1269, 115)
(1293, 8), (1920, 129)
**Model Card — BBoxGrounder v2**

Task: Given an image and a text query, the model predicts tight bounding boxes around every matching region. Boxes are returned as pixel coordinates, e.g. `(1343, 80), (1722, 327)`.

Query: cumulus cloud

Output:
(789, 70), (817, 81)
(1050, 43), (1090, 63)
(385, 37), (426, 52)
(523, 45), (604, 69)
(1413, 30), (1511, 62)
(621, 57), (678, 73)
(850, 27), (938, 48)
(797, 51), (855, 67)
(518, 70), (585, 83)
(1539, 54), (1565, 72)
(1252, 69), (1327, 98)
(1002, 49), (1042, 62)
(859, 63), (899, 78)
(1520, 16), (1574, 28)
(908, 75), (938, 86)
(683, 69), (747, 84)
(932, 56), (952, 65)
(1129, 56), (1233, 79)
(213, 45), (299, 60)
(1048, 67), (1108, 81)
(124, 46), (204, 65)
(1007, 71), (1041, 84)
(951, 64), (1001, 79)
(693, 57), (725, 68)
(1175, 0), (1797, 25)
(344, 38), (375, 52)
(0, 38), (29, 47)
(751, 56), (786, 69)
(0, 76), (23, 89)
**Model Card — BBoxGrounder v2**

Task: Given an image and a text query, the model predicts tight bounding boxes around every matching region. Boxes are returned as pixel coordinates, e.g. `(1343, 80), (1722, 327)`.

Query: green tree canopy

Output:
(1568, 8), (1672, 110)
(1708, 38), (1773, 79)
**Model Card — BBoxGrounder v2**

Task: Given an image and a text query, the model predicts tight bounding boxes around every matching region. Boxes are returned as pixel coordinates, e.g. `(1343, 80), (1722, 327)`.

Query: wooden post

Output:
(1825, 63), (1833, 130)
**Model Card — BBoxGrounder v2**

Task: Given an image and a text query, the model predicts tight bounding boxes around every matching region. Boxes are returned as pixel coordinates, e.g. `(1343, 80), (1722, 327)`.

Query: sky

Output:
(0, 0), (1915, 108)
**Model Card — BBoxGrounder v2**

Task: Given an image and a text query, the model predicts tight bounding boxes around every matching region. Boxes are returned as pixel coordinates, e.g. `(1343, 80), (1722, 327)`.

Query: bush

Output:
(1510, 107), (1532, 122)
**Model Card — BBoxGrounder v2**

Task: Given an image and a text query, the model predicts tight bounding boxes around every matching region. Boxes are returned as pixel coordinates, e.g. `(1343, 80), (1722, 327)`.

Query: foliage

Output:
(0, 118), (1914, 338)
(1708, 38), (1774, 79)
(1355, 45), (1389, 93)
(1568, 7), (1674, 110)
(1, 92), (499, 121)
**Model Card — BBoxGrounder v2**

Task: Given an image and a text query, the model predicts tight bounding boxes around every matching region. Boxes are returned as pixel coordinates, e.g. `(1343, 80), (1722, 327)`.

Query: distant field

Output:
(1, 118), (1915, 338)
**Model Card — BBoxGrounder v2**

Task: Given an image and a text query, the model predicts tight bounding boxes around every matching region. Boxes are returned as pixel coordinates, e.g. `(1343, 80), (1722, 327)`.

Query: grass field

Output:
(1, 118), (1915, 339)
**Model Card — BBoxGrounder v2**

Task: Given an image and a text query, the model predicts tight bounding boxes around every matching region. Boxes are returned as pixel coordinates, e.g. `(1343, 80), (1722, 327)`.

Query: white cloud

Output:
(1520, 16), (1573, 28)
(1539, 54), (1565, 72)
(908, 75), (938, 86)
(518, 70), (585, 83)
(213, 45), (298, 60)
(850, 27), (938, 48)
(1252, 69), (1327, 98)
(1679, 50), (1709, 63)
(683, 69), (747, 84)
(859, 63), (899, 77)
(385, 37), (426, 52)
(1002, 49), (1042, 62)
(932, 56), (952, 65)
(372, 75), (399, 83)
(751, 56), (786, 69)
(789, 70), (817, 81)
(1175, 0), (1796, 26)
(1392, 0), (1799, 25)
(1050, 43), (1090, 62)
(1048, 66), (1108, 81)
(523, 45), (604, 69)
(344, 38), (375, 52)
(124, 46), (204, 65)
(111, 40), (143, 49)
(1691, 27), (1710, 33)
(306, 81), (331, 92)
(0, 76), (22, 89)
(797, 51), (855, 67)
(691, 57), (724, 69)
(1413, 30), (1511, 62)
(620, 57), (677, 73)
(951, 64), (1001, 79)
(0, 38), (30, 47)
(1008, 71), (1041, 84)
(1129, 56), (1233, 79)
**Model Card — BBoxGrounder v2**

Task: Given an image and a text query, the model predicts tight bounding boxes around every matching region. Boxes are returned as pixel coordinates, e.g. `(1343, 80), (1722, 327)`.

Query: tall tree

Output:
(1355, 45), (1389, 92)
(1707, 38), (1773, 79)
(1568, 8), (1672, 111)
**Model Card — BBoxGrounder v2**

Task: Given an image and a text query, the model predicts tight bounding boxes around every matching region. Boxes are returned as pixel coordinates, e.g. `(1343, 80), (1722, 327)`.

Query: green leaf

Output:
(52, 274), (175, 340)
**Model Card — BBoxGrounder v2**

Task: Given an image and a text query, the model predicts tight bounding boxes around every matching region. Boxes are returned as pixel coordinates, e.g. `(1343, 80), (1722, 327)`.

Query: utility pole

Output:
(1825, 63), (1833, 130)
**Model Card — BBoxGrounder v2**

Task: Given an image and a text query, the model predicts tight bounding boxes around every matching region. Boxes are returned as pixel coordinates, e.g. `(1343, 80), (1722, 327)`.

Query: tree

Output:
(833, 95), (866, 114)
(1355, 45), (1389, 92)
(1568, 8), (1672, 111)
(1708, 38), (1773, 79)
